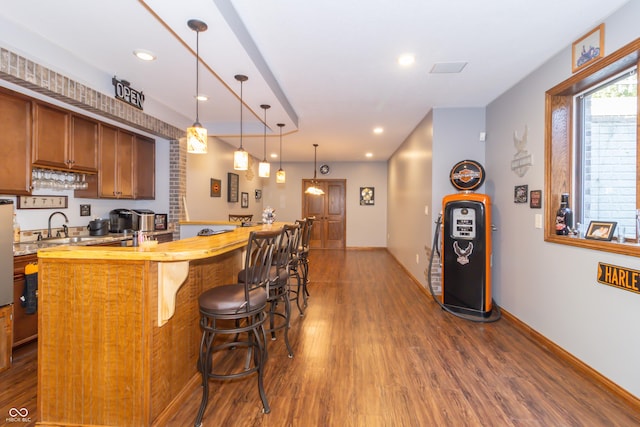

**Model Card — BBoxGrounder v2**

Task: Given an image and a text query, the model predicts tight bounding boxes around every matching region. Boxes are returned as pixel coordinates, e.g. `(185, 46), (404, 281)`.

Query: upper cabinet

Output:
(75, 124), (155, 200)
(0, 88), (32, 195)
(134, 134), (155, 199)
(32, 103), (98, 173)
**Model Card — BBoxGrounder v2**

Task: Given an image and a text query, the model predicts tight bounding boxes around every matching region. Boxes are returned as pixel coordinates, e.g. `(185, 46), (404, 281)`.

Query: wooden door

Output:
(303, 179), (346, 248)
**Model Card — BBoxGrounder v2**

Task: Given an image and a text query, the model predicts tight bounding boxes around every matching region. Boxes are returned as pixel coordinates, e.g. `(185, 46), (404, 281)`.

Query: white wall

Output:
(485, 1), (640, 398)
(261, 161), (388, 247)
(388, 107), (486, 291)
(388, 112), (434, 286)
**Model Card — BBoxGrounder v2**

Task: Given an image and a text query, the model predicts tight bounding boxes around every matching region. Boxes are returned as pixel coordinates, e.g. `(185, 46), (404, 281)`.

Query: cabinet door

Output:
(13, 254), (38, 347)
(98, 124), (118, 198)
(134, 135), (155, 199)
(70, 115), (98, 172)
(32, 103), (69, 169)
(0, 305), (12, 373)
(0, 89), (31, 195)
(116, 130), (135, 199)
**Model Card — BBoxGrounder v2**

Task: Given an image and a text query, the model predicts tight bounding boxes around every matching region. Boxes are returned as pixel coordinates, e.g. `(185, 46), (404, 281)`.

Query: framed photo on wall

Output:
(529, 189), (542, 208)
(241, 192), (249, 208)
(210, 178), (221, 197)
(572, 24), (604, 73)
(514, 185), (528, 203)
(227, 173), (239, 203)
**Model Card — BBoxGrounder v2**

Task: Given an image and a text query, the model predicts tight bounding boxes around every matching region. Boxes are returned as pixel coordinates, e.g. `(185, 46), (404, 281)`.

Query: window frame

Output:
(545, 38), (640, 256)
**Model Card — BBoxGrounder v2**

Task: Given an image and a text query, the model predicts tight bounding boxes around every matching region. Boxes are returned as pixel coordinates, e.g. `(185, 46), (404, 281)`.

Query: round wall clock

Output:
(319, 164), (330, 175)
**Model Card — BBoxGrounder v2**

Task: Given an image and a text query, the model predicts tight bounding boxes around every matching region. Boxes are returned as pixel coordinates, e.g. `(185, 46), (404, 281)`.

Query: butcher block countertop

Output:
(37, 223), (279, 261)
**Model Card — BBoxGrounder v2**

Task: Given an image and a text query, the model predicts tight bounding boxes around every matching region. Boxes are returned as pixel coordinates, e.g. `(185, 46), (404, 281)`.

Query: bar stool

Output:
(194, 229), (280, 426)
(300, 216), (314, 293)
(266, 223), (300, 357)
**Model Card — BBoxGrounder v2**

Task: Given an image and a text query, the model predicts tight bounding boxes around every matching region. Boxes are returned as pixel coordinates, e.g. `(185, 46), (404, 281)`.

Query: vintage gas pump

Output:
(440, 160), (493, 318)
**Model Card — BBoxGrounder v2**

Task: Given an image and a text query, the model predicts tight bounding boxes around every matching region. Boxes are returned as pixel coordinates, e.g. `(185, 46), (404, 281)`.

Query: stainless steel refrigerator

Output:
(0, 199), (13, 307)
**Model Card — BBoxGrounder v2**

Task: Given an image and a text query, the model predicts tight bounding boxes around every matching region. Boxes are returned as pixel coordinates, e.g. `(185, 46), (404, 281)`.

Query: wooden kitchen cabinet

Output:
(0, 88), (32, 195)
(98, 124), (134, 199)
(134, 134), (155, 199)
(32, 103), (99, 173)
(0, 304), (12, 373)
(13, 253), (38, 347)
(76, 124), (155, 200)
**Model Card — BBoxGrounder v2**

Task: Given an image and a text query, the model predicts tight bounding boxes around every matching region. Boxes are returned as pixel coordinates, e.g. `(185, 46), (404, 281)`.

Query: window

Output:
(545, 38), (640, 255)
(576, 70), (637, 238)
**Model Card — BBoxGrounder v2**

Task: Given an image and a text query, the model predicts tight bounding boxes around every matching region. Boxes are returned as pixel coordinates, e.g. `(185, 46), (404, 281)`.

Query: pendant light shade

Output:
(258, 104), (271, 178)
(305, 143), (325, 195)
(186, 19), (208, 154)
(233, 74), (249, 170)
(276, 123), (286, 183)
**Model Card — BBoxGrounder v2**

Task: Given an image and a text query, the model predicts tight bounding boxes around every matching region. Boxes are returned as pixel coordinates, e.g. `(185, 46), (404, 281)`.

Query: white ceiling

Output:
(0, 0), (630, 162)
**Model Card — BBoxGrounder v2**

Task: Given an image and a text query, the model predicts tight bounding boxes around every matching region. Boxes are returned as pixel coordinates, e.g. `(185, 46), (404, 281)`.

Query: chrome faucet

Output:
(47, 211), (69, 238)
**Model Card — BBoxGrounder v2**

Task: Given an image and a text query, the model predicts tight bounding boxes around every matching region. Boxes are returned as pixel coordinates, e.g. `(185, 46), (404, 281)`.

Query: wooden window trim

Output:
(545, 38), (640, 256)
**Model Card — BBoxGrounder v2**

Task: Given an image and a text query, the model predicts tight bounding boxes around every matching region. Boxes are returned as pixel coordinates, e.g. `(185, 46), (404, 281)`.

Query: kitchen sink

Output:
(40, 236), (102, 245)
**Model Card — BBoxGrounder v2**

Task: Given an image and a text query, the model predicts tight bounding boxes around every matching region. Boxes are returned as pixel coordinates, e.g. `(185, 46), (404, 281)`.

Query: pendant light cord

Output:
(195, 28), (200, 124)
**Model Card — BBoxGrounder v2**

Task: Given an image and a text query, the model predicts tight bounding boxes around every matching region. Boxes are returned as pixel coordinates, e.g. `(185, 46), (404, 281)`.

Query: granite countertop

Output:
(14, 230), (173, 256)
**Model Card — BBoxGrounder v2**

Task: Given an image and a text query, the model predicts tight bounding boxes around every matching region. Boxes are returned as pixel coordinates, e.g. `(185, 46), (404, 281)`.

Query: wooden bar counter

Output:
(36, 224), (274, 427)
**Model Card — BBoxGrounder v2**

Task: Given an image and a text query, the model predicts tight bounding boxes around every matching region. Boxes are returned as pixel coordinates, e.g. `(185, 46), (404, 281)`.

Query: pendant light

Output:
(233, 74), (249, 170)
(276, 123), (286, 183)
(305, 144), (325, 195)
(186, 19), (208, 154)
(258, 104), (271, 178)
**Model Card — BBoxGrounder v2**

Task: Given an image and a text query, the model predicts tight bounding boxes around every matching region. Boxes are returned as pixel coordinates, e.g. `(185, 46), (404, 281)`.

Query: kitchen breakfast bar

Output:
(35, 224), (273, 427)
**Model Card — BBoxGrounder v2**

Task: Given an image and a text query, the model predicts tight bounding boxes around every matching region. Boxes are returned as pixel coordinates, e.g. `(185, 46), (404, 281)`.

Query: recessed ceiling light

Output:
(430, 62), (467, 74)
(373, 127), (384, 134)
(398, 53), (415, 67)
(365, 152), (373, 158)
(196, 94), (208, 101)
(133, 49), (156, 61)
(270, 153), (278, 159)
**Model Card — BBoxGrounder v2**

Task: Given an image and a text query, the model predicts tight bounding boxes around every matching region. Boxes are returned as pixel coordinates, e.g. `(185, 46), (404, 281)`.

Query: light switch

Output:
(535, 214), (542, 229)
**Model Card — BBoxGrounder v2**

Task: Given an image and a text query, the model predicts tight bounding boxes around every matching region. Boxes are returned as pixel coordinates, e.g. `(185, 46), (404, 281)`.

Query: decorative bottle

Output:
(555, 193), (573, 235)
(13, 213), (20, 243)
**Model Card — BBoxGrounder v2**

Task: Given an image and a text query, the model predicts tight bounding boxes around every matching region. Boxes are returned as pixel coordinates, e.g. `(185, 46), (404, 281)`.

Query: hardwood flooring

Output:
(1, 249), (639, 426)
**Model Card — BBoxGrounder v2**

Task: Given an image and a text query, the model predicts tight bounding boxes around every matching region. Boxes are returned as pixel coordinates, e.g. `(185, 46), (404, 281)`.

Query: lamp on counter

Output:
(233, 74), (249, 170)
(186, 19), (208, 154)
(258, 104), (271, 178)
(276, 123), (286, 183)
(305, 143), (325, 195)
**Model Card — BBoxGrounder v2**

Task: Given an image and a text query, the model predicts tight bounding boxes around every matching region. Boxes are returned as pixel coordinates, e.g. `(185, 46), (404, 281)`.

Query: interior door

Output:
(303, 179), (346, 248)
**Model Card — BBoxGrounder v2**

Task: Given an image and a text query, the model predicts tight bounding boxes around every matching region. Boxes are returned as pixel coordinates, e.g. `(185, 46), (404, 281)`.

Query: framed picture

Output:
(227, 173), (239, 203)
(360, 187), (374, 206)
(255, 189), (262, 200)
(154, 214), (168, 231)
(585, 221), (616, 241)
(529, 189), (542, 209)
(572, 24), (604, 73)
(514, 185), (528, 203)
(241, 192), (249, 208)
(210, 178), (221, 197)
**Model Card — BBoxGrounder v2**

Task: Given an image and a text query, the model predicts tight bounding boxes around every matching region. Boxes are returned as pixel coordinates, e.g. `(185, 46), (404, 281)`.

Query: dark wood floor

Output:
(2, 249), (639, 426)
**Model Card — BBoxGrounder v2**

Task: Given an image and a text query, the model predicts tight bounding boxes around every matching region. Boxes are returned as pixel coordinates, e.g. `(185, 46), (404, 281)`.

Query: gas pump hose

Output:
(427, 214), (501, 323)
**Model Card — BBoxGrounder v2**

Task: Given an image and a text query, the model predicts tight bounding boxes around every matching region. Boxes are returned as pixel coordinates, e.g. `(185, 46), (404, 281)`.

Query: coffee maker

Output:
(109, 209), (133, 233)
